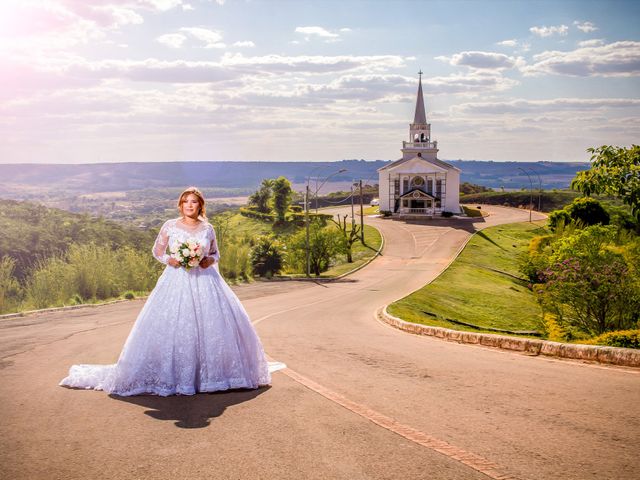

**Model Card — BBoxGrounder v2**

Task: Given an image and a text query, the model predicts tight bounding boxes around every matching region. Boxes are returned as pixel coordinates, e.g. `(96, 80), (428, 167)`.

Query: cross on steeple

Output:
(418, 69), (423, 78)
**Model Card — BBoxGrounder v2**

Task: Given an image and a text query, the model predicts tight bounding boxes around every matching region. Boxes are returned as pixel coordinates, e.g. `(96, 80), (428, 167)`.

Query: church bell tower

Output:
(401, 71), (438, 161)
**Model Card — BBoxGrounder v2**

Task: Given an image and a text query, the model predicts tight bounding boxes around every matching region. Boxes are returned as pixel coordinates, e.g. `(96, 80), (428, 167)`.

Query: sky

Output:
(0, 0), (639, 164)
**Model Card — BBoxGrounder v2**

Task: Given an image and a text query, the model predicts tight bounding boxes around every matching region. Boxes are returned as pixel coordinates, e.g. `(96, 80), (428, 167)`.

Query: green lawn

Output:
(388, 220), (548, 335)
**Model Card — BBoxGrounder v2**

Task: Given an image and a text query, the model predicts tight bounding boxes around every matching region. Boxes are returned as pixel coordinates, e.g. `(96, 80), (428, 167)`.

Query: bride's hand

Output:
(167, 257), (181, 268)
(199, 256), (215, 268)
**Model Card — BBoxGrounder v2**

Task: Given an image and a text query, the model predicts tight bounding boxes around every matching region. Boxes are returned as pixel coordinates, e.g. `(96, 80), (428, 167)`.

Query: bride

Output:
(60, 187), (282, 396)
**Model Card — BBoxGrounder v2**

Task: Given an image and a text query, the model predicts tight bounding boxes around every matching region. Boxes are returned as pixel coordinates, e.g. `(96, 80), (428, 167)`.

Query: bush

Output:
(219, 241), (252, 282)
(566, 197), (610, 226)
(441, 211), (453, 218)
(590, 330), (640, 349)
(251, 236), (285, 278)
(380, 210), (392, 217)
(548, 209), (571, 231)
(123, 291), (136, 300)
(290, 212), (331, 227)
(239, 207), (274, 222)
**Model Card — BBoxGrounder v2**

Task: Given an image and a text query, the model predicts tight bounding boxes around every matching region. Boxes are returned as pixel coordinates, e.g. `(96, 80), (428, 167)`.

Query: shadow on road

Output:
(109, 386), (270, 429)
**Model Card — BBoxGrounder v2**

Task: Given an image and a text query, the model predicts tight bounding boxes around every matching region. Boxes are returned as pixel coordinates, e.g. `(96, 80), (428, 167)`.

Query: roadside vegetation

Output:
(0, 176), (383, 315)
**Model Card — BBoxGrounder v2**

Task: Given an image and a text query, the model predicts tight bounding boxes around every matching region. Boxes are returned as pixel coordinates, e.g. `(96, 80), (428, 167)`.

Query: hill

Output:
(0, 160), (589, 201)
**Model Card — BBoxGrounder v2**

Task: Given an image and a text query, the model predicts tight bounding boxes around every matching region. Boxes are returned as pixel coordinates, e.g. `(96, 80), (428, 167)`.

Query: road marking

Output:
(279, 365), (521, 480)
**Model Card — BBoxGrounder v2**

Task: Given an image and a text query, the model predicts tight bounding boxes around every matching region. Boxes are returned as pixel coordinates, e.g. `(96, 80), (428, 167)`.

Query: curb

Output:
(378, 307), (640, 368)
(0, 297), (147, 321)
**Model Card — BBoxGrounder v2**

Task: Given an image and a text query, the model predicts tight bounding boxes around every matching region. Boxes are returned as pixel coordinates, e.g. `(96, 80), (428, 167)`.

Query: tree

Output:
(251, 236), (285, 278)
(330, 214), (361, 263)
(534, 225), (640, 335)
(571, 145), (640, 219)
(287, 221), (345, 276)
(248, 179), (273, 214)
(271, 176), (292, 223)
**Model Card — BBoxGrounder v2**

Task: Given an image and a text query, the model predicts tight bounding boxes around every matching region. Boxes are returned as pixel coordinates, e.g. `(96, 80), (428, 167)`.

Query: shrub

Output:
(251, 236), (285, 278)
(590, 330), (640, 349)
(123, 291), (136, 300)
(380, 210), (392, 217)
(239, 207), (274, 222)
(548, 209), (571, 231)
(219, 241), (252, 282)
(0, 256), (21, 314)
(441, 211), (453, 218)
(566, 197), (610, 226)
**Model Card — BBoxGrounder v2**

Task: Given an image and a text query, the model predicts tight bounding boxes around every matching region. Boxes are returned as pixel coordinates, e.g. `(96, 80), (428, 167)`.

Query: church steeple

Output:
(413, 70), (427, 125)
(401, 71), (438, 161)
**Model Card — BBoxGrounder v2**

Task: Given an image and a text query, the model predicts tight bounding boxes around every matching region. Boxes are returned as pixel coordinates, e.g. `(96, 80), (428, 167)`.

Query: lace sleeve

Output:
(208, 224), (220, 263)
(152, 220), (171, 265)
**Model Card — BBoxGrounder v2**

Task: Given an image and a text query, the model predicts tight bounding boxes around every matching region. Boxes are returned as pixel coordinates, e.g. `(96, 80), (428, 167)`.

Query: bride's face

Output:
(181, 194), (201, 219)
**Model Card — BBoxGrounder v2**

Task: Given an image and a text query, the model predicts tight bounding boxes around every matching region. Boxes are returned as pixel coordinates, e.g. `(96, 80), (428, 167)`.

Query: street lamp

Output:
(518, 167), (533, 223)
(527, 168), (543, 212)
(305, 168), (347, 277)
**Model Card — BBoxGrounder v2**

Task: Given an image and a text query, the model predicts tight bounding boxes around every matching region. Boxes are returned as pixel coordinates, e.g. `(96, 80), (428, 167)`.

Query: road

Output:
(1, 206), (638, 480)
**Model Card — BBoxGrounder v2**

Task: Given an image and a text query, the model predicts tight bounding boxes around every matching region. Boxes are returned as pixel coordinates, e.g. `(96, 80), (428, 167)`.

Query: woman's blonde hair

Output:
(177, 186), (206, 220)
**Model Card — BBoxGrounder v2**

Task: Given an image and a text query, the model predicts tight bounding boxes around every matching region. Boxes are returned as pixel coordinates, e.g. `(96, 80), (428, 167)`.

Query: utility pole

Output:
(518, 167), (533, 223)
(305, 184), (310, 277)
(359, 179), (364, 243)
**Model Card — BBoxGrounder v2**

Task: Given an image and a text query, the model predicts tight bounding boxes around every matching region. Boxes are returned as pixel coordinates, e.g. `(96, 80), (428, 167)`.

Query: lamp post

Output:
(305, 168), (347, 277)
(527, 168), (543, 212)
(518, 167), (533, 223)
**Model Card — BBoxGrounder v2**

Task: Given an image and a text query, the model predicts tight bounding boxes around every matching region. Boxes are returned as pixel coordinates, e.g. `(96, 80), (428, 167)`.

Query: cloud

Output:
(574, 20), (598, 33)
(294, 26), (343, 42)
(232, 40), (255, 48)
(182, 3), (194, 10)
(577, 38), (604, 47)
(455, 97), (640, 115)
(179, 27), (225, 48)
(219, 53), (407, 74)
(157, 33), (187, 48)
(295, 26), (339, 38)
(497, 39), (518, 47)
(436, 51), (522, 70)
(522, 41), (640, 77)
(529, 24), (569, 37)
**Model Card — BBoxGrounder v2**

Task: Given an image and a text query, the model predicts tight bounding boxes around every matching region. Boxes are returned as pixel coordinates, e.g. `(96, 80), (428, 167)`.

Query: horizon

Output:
(1, 0), (639, 165)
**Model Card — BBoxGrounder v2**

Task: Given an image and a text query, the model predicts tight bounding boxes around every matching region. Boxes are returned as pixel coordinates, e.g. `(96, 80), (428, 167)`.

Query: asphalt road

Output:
(1, 206), (638, 480)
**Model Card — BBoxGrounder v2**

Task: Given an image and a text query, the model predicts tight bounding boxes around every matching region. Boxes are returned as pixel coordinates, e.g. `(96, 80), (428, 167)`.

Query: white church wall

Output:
(378, 172), (391, 212)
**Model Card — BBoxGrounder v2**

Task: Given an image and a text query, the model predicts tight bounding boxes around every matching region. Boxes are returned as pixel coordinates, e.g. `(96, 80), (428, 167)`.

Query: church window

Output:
(402, 178), (409, 192)
(411, 176), (424, 188)
(402, 199), (408, 207)
(436, 179), (442, 196)
(427, 178), (433, 194)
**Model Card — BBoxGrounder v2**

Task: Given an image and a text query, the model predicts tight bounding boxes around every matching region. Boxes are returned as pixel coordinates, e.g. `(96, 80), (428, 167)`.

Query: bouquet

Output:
(169, 238), (204, 270)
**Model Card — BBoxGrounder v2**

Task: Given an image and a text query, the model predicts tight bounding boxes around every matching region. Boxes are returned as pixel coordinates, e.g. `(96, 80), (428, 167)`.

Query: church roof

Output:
(377, 155), (461, 172)
(413, 75), (426, 125)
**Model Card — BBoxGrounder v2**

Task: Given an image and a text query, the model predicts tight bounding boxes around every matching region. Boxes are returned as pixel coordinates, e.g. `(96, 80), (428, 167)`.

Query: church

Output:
(378, 73), (461, 217)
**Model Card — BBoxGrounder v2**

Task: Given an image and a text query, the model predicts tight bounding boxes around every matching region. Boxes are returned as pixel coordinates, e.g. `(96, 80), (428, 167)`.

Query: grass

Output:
(388, 220), (548, 335)
(363, 205), (380, 215)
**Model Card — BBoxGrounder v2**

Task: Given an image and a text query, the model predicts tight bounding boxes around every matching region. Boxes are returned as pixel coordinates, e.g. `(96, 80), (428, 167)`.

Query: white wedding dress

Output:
(60, 218), (283, 396)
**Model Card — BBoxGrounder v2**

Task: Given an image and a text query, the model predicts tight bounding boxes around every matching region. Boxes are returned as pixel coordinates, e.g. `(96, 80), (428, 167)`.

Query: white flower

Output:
(170, 241), (180, 253)
(181, 248), (190, 257)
